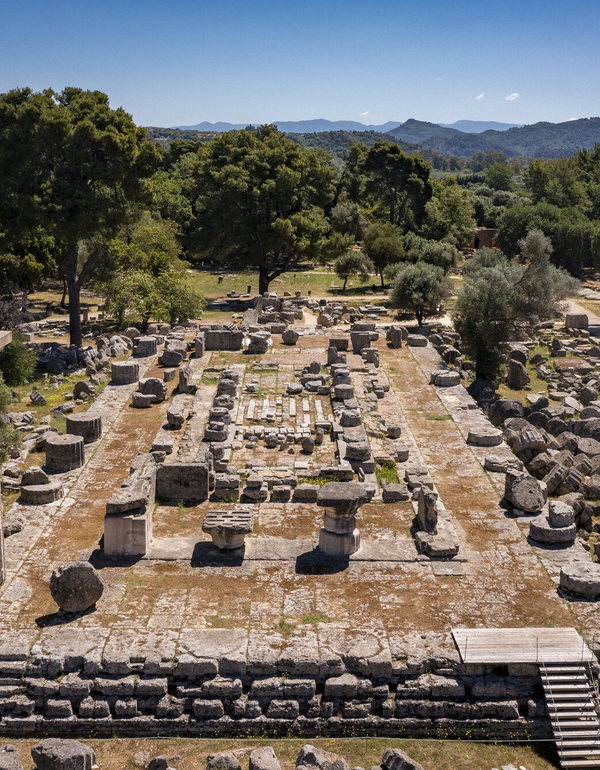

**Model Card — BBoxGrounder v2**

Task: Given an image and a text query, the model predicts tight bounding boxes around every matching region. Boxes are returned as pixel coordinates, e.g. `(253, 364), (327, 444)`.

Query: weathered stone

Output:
(467, 427), (503, 447)
(21, 481), (63, 504)
(50, 561), (104, 613)
(138, 377), (168, 402)
(417, 489), (438, 533)
(73, 380), (96, 400)
(407, 335), (427, 347)
(566, 313), (588, 330)
(301, 437), (315, 454)
(202, 509), (254, 549)
(528, 513), (576, 544)
(133, 337), (157, 357)
(31, 740), (96, 770)
(560, 562), (600, 596)
(382, 483), (410, 502)
(249, 747), (281, 770)
(430, 370), (460, 387)
(45, 434), (85, 472)
(206, 753), (240, 770)
(382, 747), (426, 770)
(111, 360), (140, 385)
(66, 412), (102, 444)
(0, 745), (23, 770)
(296, 745), (350, 770)
(549, 500), (575, 527)
(282, 330), (299, 345)
(21, 466), (48, 486)
(504, 470), (546, 513)
(388, 325), (403, 349)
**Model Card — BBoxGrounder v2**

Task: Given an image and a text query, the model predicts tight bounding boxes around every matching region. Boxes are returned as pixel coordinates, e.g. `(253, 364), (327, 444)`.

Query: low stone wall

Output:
(0, 640), (556, 739)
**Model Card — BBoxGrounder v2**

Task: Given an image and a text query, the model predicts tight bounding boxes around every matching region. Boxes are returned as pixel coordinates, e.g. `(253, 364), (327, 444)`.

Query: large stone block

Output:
(156, 462), (209, 501)
(50, 562), (104, 613)
(31, 740), (96, 770)
(103, 510), (152, 556)
(66, 412), (102, 444)
(111, 361), (140, 385)
(45, 434), (85, 472)
(205, 329), (244, 351)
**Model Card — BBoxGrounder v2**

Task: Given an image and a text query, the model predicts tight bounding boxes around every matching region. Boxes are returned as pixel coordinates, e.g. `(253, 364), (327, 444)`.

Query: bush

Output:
(0, 338), (37, 386)
(0, 371), (21, 462)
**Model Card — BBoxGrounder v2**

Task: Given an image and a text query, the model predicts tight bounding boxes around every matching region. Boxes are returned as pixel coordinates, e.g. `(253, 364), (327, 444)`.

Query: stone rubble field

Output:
(0, 296), (599, 749)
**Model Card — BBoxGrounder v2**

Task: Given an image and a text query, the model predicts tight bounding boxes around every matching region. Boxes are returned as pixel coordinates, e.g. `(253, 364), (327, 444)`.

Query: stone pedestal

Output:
(45, 434), (85, 472)
(317, 481), (368, 557)
(318, 527), (360, 556)
(111, 361), (140, 385)
(202, 509), (254, 550)
(66, 412), (102, 443)
(104, 510), (152, 556)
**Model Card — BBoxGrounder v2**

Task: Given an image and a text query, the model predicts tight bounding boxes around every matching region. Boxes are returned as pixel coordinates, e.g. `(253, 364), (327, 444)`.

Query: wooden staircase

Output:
(540, 662), (600, 768)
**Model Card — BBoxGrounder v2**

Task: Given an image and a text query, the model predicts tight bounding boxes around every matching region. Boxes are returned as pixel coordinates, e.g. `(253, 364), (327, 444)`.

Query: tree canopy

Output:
(389, 262), (451, 327)
(453, 229), (578, 380)
(191, 125), (340, 294)
(0, 87), (160, 345)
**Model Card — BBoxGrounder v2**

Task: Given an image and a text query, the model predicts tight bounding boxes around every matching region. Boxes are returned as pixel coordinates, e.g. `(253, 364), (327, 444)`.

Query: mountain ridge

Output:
(174, 118), (519, 134)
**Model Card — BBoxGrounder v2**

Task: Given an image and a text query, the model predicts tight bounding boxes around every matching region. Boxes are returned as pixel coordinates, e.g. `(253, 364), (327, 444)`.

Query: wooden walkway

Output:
(452, 628), (595, 664)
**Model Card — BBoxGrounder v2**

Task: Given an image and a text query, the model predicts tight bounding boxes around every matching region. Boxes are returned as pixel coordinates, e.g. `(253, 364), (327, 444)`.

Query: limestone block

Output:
(104, 510), (151, 556)
(66, 412), (102, 444)
(350, 331), (370, 353)
(138, 377), (167, 402)
(249, 747), (281, 770)
(111, 361), (140, 385)
(388, 325), (403, 349)
(528, 513), (576, 544)
(31, 739), (96, 770)
(0, 745), (22, 770)
(21, 481), (63, 504)
(407, 335), (427, 347)
(417, 489), (438, 534)
(430, 370), (460, 387)
(156, 462), (209, 501)
(566, 313), (588, 330)
(467, 426), (503, 447)
(131, 392), (154, 408)
(382, 484), (410, 502)
(560, 562), (600, 596)
(133, 337), (157, 357)
(282, 330), (299, 345)
(45, 434), (85, 472)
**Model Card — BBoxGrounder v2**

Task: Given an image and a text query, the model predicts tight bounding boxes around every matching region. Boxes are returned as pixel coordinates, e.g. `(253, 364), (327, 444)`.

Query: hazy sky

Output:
(1, 0), (598, 127)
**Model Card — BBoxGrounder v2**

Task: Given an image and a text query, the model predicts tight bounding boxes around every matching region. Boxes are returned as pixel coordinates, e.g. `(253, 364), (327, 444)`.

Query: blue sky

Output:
(0, 0), (598, 127)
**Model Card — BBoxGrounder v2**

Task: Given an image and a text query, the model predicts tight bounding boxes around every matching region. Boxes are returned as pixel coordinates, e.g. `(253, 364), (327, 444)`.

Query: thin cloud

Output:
(435, 78), (443, 81)
(359, 111), (369, 116)
(505, 93), (519, 101)
(476, 93), (484, 100)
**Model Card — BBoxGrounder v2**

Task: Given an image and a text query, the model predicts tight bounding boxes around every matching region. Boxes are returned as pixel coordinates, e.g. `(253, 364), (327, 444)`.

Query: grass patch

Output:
(297, 475), (328, 486)
(210, 612), (231, 629)
(275, 615), (295, 637)
(302, 611), (330, 629)
(375, 461), (399, 486)
(426, 414), (452, 421)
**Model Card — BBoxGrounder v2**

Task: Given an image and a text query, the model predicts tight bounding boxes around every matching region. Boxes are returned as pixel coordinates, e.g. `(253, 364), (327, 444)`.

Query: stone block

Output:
(45, 434), (85, 472)
(111, 361), (140, 385)
(66, 413), (102, 444)
(156, 462), (209, 501)
(31, 739), (96, 770)
(133, 337), (157, 357)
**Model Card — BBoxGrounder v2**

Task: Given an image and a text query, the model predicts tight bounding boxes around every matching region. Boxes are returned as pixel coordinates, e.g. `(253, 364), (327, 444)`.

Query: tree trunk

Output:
(66, 240), (82, 348)
(343, 276), (348, 292)
(416, 310), (423, 327)
(20, 282), (28, 313)
(60, 279), (67, 308)
(258, 266), (270, 296)
(389, 189), (396, 225)
(380, 270), (385, 289)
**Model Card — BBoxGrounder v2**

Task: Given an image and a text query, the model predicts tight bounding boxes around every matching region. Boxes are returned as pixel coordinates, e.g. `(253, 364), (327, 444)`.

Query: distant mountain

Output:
(387, 117), (600, 158)
(384, 119), (461, 143)
(176, 119), (403, 133)
(438, 120), (522, 133)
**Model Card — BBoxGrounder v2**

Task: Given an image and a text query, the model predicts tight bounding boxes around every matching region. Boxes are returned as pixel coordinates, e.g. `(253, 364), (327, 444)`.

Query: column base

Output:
(318, 527), (360, 556)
